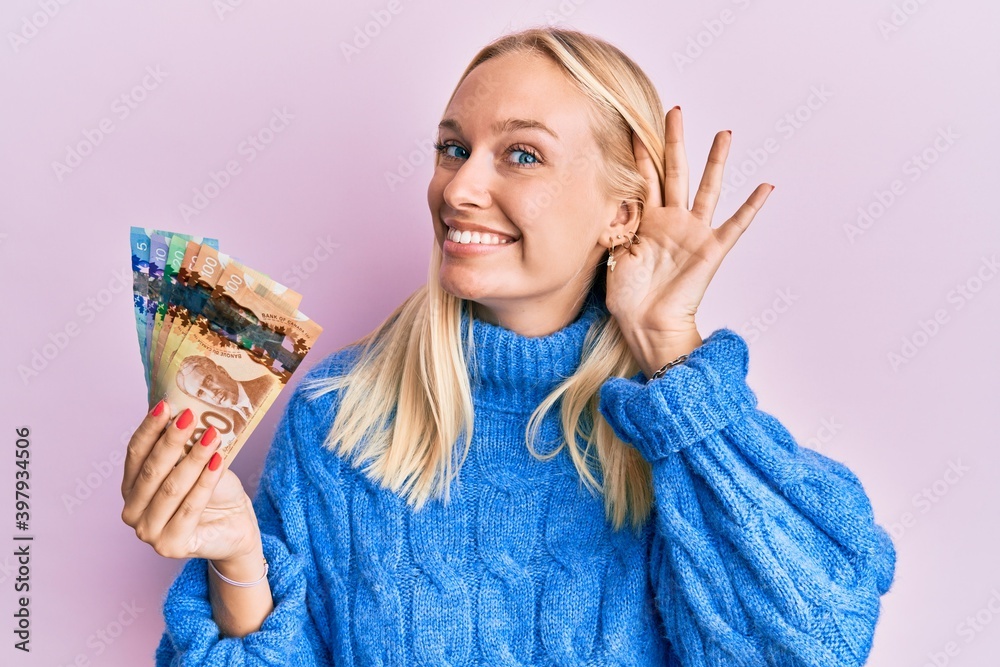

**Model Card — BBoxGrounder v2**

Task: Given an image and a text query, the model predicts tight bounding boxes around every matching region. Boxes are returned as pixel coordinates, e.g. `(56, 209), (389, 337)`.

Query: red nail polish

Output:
(200, 426), (217, 446)
(176, 408), (193, 429)
(208, 452), (221, 471)
(725, 129), (732, 135)
(151, 400), (165, 417)
(672, 105), (681, 111)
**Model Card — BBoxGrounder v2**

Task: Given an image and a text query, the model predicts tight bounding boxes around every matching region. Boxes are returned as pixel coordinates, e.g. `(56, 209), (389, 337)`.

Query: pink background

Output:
(2, 0), (997, 664)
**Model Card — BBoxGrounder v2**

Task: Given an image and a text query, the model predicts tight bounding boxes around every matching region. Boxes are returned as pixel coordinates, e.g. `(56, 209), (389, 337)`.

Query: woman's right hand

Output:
(121, 400), (263, 568)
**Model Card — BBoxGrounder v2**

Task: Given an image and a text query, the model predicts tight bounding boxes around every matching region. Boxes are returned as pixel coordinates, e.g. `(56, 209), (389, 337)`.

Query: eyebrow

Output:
(437, 117), (560, 141)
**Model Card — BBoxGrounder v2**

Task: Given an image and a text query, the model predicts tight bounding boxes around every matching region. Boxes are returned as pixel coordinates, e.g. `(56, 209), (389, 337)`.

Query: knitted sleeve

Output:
(154, 376), (339, 665)
(597, 328), (896, 667)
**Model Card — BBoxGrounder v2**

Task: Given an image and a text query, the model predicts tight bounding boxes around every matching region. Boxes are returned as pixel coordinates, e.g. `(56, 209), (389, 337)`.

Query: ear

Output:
(600, 201), (640, 246)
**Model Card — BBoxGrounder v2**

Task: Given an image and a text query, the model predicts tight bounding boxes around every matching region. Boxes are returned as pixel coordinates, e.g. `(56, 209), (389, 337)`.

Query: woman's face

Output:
(427, 50), (630, 335)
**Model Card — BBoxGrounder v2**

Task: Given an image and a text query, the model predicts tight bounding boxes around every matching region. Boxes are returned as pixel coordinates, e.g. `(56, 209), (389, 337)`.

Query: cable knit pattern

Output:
(155, 292), (895, 666)
(597, 328), (897, 666)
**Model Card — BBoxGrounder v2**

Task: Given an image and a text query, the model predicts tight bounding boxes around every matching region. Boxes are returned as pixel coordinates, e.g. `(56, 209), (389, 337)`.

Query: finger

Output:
(632, 130), (662, 208)
(122, 399), (172, 500)
(158, 449), (229, 557)
(137, 426), (221, 546)
(691, 130), (732, 223)
(662, 106), (689, 209)
(122, 407), (198, 528)
(715, 184), (775, 254)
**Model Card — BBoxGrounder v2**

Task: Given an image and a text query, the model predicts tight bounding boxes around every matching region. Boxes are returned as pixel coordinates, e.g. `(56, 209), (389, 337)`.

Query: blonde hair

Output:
(303, 26), (668, 533)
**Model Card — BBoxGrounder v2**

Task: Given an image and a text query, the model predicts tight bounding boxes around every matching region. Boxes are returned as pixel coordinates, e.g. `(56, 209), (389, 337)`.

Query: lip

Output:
(443, 235), (518, 256)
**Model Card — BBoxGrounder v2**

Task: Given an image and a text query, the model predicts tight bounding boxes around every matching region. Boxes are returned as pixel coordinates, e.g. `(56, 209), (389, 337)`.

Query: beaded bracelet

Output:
(649, 353), (689, 381)
(208, 556), (269, 587)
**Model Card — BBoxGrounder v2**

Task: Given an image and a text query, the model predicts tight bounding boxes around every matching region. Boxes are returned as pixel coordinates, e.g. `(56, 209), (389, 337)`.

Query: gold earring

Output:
(607, 236), (619, 271)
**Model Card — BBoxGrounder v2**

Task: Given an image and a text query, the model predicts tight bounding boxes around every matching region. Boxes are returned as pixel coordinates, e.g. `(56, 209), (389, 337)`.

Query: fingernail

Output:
(200, 426), (217, 447)
(175, 408), (193, 429)
(768, 184), (776, 192)
(151, 400), (165, 417)
(672, 105), (681, 111)
(208, 452), (222, 471)
(725, 129), (732, 135)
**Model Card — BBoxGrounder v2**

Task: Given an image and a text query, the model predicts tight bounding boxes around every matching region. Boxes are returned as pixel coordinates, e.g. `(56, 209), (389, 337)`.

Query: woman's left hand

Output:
(604, 106), (774, 377)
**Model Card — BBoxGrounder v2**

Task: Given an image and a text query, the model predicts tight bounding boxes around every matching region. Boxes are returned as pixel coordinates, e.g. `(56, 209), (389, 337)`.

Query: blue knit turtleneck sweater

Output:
(155, 294), (896, 666)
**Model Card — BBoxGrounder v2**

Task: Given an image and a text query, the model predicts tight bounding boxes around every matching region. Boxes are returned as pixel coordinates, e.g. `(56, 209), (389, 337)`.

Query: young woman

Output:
(122, 27), (896, 666)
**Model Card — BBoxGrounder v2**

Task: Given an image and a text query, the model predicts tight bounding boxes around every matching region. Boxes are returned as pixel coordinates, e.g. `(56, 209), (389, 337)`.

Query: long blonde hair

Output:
(303, 26), (668, 533)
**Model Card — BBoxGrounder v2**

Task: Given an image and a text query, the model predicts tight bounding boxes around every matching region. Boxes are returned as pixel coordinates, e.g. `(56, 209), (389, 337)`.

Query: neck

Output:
(460, 291), (608, 411)
(468, 291), (596, 338)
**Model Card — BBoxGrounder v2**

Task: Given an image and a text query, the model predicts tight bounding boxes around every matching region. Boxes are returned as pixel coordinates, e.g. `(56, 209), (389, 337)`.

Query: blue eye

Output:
(433, 141), (542, 168)
(509, 148), (538, 165)
(434, 142), (469, 160)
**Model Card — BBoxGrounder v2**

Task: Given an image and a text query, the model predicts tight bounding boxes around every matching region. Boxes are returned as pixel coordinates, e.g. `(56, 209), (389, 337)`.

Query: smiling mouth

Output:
(444, 223), (520, 245)
(447, 230), (516, 246)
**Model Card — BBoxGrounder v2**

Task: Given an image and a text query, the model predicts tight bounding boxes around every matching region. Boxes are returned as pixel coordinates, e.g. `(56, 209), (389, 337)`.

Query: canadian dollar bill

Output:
(129, 227), (152, 385)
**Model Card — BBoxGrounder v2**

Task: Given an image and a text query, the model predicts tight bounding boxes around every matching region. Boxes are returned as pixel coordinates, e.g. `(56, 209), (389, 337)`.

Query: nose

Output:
(441, 150), (493, 211)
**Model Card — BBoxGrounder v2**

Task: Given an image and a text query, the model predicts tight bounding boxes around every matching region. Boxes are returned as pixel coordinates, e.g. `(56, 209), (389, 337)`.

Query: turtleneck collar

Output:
(459, 291), (609, 411)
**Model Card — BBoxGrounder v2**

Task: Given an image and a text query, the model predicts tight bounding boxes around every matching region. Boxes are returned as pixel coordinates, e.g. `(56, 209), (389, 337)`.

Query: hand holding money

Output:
(120, 399), (263, 566)
(122, 227), (321, 633)
(121, 394), (276, 637)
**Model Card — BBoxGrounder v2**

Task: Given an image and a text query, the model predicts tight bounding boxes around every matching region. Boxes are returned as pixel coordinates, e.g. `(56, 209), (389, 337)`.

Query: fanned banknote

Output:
(129, 228), (323, 464)
(143, 232), (170, 377)
(129, 228), (152, 385)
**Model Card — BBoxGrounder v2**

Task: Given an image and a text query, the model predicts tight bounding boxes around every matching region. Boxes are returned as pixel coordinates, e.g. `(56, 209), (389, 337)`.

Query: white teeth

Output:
(447, 227), (513, 245)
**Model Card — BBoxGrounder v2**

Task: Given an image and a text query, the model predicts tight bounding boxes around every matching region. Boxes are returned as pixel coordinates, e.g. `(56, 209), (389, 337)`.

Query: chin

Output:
(438, 270), (497, 303)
